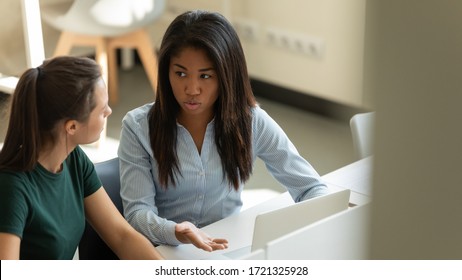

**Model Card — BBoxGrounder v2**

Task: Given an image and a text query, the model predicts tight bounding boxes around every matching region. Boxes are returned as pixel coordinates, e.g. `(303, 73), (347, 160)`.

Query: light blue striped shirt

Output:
(118, 103), (328, 246)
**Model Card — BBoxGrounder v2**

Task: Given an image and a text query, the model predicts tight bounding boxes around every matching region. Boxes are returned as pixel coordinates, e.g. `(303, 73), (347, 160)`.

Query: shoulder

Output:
(251, 104), (278, 128)
(0, 170), (26, 188)
(122, 102), (154, 127)
(0, 170), (29, 237)
(67, 147), (101, 196)
(119, 103), (154, 146)
(68, 146), (92, 167)
(250, 104), (262, 115)
(70, 145), (86, 157)
(0, 170), (29, 205)
(67, 146), (97, 180)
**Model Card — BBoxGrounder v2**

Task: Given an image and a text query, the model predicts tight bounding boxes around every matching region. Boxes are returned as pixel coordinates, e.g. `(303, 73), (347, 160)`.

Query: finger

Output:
(212, 238), (228, 245)
(206, 239), (228, 250)
(191, 238), (214, 252)
(209, 243), (228, 251)
(197, 243), (213, 252)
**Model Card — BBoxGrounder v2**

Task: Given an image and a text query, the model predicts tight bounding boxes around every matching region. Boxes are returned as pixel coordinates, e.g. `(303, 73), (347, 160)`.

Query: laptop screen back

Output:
(251, 189), (351, 251)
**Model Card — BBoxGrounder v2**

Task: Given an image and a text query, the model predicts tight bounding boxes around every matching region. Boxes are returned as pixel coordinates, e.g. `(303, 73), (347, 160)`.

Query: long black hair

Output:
(148, 10), (257, 190)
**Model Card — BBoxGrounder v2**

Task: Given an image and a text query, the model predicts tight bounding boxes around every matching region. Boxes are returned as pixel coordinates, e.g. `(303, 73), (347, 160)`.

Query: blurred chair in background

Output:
(350, 112), (375, 160)
(41, 0), (166, 104)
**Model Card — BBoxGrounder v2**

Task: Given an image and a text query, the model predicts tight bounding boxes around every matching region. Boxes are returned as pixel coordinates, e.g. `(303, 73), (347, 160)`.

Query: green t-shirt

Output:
(0, 146), (101, 259)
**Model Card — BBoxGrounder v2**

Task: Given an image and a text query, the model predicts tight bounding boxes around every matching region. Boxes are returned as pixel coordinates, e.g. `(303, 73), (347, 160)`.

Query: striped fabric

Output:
(118, 103), (327, 246)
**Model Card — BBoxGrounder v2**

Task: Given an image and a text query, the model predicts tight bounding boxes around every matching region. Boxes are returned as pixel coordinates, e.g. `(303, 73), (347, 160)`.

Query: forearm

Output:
(113, 227), (164, 260)
(126, 210), (182, 246)
(298, 183), (329, 200)
(264, 152), (328, 202)
(282, 159), (329, 202)
(0, 233), (20, 260)
(84, 189), (165, 260)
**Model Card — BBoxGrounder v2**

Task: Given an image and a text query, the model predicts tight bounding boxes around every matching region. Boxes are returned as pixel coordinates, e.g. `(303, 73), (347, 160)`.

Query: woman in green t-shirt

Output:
(0, 56), (164, 260)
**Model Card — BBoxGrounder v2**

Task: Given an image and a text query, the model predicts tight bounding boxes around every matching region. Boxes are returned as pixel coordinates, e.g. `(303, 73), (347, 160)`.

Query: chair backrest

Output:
(41, 0), (166, 36)
(350, 112), (375, 159)
(79, 157), (122, 260)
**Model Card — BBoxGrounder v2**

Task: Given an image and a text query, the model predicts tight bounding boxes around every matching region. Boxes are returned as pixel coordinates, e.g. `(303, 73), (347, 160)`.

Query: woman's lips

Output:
(184, 101), (200, 110)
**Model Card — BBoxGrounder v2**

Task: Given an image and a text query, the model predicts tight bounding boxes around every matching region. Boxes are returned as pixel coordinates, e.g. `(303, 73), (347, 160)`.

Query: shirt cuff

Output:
(303, 184), (329, 200)
(163, 220), (183, 246)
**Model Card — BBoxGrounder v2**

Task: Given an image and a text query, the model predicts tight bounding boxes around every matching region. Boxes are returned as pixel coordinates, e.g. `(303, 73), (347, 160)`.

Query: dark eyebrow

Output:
(199, 67), (215, 72)
(172, 63), (214, 72)
(173, 63), (187, 70)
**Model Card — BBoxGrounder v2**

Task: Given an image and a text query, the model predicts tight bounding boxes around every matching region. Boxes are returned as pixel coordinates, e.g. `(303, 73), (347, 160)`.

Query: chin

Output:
(84, 136), (101, 145)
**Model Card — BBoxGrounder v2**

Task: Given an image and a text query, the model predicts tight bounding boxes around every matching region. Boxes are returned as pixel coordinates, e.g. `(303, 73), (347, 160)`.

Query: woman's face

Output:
(169, 47), (219, 123)
(74, 78), (112, 144)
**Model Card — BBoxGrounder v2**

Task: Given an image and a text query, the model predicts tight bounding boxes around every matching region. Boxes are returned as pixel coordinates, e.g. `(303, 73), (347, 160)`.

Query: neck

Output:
(38, 139), (74, 173)
(177, 111), (214, 129)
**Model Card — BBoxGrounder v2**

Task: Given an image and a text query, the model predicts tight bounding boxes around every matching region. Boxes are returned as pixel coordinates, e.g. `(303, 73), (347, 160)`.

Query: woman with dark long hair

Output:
(0, 56), (163, 260)
(118, 10), (327, 251)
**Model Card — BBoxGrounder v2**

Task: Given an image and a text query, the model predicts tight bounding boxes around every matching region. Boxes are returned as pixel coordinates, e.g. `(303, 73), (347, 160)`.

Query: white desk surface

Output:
(156, 191), (295, 260)
(323, 156), (373, 196)
(156, 157), (373, 260)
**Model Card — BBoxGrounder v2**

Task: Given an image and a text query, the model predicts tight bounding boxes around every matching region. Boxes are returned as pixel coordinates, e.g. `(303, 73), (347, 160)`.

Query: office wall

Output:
(0, 0), (369, 109)
(232, 0), (367, 108)
(366, 0), (462, 259)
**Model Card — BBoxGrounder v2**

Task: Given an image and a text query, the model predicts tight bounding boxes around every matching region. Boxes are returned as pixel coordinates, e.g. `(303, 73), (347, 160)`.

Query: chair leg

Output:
(94, 37), (109, 88)
(133, 29), (158, 97)
(55, 28), (160, 105)
(107, 41), (119, 104)
(53, 32), (75, 56)
(108, 29), (158, 99)
(53, 32), (116, 104)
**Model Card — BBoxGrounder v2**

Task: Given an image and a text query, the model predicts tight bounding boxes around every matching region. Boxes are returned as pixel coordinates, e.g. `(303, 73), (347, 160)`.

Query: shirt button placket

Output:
(196, 170), (206, 214)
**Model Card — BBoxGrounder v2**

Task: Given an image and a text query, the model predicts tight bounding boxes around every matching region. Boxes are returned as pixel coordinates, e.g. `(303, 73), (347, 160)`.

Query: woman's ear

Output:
(65, 120), (78, 136)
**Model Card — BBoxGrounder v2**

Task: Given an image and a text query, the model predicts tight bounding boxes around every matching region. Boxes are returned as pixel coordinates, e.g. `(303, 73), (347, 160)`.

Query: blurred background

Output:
(1, 0), (461, 259)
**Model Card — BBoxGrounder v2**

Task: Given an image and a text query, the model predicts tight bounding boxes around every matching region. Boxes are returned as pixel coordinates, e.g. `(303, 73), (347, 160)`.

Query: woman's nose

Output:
(106, 106), (113, 117)
(185, 78), (200, 95)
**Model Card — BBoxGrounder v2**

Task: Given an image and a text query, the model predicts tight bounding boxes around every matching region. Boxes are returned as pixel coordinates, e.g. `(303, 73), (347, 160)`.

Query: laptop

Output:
(221, 189), (351, 259)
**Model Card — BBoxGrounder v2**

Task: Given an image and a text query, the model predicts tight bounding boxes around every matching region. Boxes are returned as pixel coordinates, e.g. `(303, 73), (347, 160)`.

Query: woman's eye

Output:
(175, 71), (186, 77)
(201, 74), (211, 79)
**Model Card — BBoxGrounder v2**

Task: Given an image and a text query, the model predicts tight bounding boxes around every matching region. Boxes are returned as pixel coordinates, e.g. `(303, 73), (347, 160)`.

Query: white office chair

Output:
(350, 112), (375, 159)
(40, 0), (165, 104)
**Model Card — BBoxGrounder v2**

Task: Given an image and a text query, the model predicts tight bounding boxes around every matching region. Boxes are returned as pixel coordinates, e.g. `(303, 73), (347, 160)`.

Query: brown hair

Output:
(0, 56), (101, 172)
(148, 10), (257, 190)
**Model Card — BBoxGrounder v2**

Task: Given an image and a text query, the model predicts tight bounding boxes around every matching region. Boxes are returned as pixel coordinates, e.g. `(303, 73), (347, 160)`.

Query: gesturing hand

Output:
(175, 221), (229, 252)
